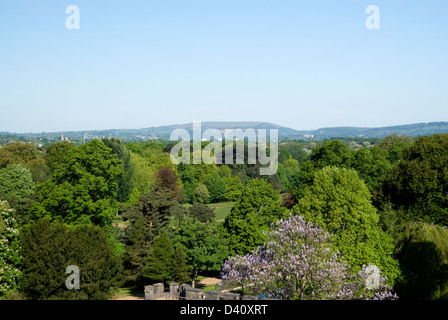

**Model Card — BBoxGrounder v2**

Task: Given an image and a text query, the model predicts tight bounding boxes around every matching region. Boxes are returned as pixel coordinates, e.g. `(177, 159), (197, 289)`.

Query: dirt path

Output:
(198, 277), (221, 286)
(114, 293), (144, 300)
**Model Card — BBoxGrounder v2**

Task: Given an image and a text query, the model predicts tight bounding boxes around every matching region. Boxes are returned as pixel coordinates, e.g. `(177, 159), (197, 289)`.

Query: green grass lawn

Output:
(184, 202), (235, 221)
(207, 202), (235, 221)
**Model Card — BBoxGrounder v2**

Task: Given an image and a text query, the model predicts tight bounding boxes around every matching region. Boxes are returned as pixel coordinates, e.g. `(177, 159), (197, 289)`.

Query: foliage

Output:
(144, 228), (175, 284)
(144, 227), (190, 284)
(122, 187), (182, 288)
(375, 134), (448, 226)
(154, 166), (182, 201)
(193, 184), (210, 204)
(223, 176), (243, 202)
(220, 214), (397, 300)
(30, 139), (123, 228)
(0, 164), (35, 201)
(376, 133), (414, 163)
(123, 187), (180, 242)
(125, 140), (165, 158)
(204, 172), (227, 203)
(172, 217), (228, 287)
(171, 245), (190, 284)
(0, 142), (39, 169)
(223, 179), (288, 256)
(20, 218), (122, 300)
(394, 222), (448, 300)
(128, 153), (155, 199)
(310, 140), (354, 169)
(122, 213), (150, 289)
(43, 141), (76, 173)
(28, 158), (51, 185)
(188, 203), (216, 223)
(102, 138), (133, 203)
(292, 166), (400, 285)
(288, 140), (355, 201)
(177, 163), (198, 203)
(217, 165), (232, 179)
(0, 201), (22, 296)
(352, 146), (393, 191)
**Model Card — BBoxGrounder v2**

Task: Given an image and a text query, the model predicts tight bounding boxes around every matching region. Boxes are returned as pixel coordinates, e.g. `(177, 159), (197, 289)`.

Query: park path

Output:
(112, 277), (221, 300)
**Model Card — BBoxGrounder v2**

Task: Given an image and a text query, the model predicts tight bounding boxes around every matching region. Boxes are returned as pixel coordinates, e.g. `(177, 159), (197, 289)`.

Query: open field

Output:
(183, 202), (235, 221)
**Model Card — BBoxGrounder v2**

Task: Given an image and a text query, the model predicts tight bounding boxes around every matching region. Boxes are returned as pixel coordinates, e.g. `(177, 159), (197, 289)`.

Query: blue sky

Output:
(0, 0), (447, 133)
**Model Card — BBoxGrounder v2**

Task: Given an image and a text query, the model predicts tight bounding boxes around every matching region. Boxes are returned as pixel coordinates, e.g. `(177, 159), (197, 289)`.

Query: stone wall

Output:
(144, 282), (261, 300)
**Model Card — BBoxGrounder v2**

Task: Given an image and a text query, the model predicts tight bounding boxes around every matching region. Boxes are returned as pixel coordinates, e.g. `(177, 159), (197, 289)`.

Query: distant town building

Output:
(60, 132), (69, 141)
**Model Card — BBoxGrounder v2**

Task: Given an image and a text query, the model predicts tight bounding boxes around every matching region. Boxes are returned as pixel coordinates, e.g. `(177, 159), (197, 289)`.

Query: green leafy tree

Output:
(204, 173), (227, 203)
(102, 138), (133, 203)
(123, 187), (180, 241)
(172, 217), (228, 288)
(276, 163), (289, 191)
(20, 219), (69, 300)
(292, 166), (400, 285)
(122, 187), (181, 288)
(376, 133), (414, 164)
(28, 158), (51, 185)
(148, 152), (176, 171)
(223, 179), (288, 256)
(43, 141), (76, 173)
(394, 222), (448, 300)
(192, 157), (218, 183)
(177, 163), (198, 204)
(310, 139), (354, 169)
(128, 153), (156, 201)
(0, 164), (35, 201)
(217, 165), (232, 179)
(375, 134), (448, 226)
(20, 218), (122, 300)
(188, 203), (216, 223)
(122, 214), (150, 289)
(223, 176), (243, 202)
(289, 140), (354, 201)
(193, 184), (210, 204)
(144, 228), (175, 284)
(352, 146), (393, 191)
(125, 140), (165, 158)
(0, 201), (22, 296)
(0, 142), (39, 169)
(68, 224), (123, 299)
(30, 139), (123, 228)
(172, 245), (190, 284)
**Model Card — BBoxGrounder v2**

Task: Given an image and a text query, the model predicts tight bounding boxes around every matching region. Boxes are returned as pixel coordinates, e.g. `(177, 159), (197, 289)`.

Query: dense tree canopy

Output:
(394, 222), (448, 300)
(43, 141), (76, 173)
(220, 214), (397, 300)
(172, 217), (228, 288)
(293, 166), (400, 284)
(223, 179), (288, 256)
(1, 132), (447, 301)
(20, 219), (122, 300)
(30, 140), (123, 228)
(375, 134), (448, 226)
(0, 164), (35, 201)
(0, 201), (21, 296)
(0, 142), (39, 169)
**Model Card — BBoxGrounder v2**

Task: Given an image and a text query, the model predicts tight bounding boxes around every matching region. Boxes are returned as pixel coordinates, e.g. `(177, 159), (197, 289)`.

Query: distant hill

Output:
(307, 122), (448, 139)
(6, 121), (448, 141)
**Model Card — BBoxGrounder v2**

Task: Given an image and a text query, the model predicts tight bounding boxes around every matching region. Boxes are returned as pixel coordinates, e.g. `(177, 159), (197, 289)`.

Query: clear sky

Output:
(0, 0), (447, 133)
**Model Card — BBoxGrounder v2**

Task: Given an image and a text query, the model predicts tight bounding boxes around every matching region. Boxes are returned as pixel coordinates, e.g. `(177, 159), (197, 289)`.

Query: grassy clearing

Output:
(182, 202), (235, 221)
(208, 202), (235, 221)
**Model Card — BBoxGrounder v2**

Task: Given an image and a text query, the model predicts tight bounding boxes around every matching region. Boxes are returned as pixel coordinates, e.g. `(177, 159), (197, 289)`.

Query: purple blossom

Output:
(219, 213), (398, 300)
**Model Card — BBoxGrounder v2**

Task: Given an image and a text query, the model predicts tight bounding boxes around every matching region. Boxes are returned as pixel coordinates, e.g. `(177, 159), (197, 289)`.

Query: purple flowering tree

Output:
(219, 214), (397, 300)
